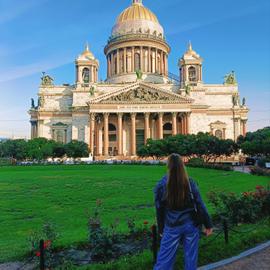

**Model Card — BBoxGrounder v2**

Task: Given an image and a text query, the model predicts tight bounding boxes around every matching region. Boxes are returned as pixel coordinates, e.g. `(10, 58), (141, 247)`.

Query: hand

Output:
(204, 228), (213, 237)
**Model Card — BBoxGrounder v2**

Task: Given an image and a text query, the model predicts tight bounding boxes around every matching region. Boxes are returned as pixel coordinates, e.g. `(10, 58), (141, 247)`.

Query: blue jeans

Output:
(154, 222), (200, 270)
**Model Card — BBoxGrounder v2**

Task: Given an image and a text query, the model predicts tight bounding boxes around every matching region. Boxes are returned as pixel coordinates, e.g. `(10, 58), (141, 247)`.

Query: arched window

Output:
(82, 68), (90, 83)
(109, 123), (117, 142)
(134, 53), (140, 71)
(188, 66), (196, 82)
(215, 129), (223, 139)
(163, 123), (172, 131)
(163, 122), (172, 138)
(109, 124), (116, 132)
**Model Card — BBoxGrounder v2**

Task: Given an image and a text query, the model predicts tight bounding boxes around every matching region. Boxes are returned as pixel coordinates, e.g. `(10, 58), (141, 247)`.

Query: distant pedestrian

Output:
(239, 155), (246, 172)
(154, 153), (213, 270)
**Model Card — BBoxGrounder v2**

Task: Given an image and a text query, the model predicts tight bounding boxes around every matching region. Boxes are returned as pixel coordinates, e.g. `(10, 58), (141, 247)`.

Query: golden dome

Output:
(117, 1), (159, 24)
(112, 1), (164, 38)
(77, 43), (96, 61)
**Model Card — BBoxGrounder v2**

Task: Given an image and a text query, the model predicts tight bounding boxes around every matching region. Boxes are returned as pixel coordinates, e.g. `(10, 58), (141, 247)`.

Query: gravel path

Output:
(0, 262), (35, 270)
(215, 246), (270, 270)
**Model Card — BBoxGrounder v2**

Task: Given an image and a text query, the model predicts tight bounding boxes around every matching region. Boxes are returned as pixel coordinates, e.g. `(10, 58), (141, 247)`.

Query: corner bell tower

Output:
(75, 44), (99, 86)
(179, 42), (203, 87)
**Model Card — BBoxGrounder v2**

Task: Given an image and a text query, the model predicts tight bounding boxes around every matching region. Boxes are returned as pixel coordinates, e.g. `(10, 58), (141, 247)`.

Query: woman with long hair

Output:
(154, 153), (213, 270)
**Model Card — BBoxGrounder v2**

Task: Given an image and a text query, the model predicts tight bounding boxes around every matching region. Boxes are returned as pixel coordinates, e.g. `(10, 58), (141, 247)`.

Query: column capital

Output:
(117, 112), (124, 117)
(89, 113), (96, 121)
(172, 112), (178, 117)
(130, 112), (137, 118)
(144, 112), (150, 118)
(158, 112), (164, 117)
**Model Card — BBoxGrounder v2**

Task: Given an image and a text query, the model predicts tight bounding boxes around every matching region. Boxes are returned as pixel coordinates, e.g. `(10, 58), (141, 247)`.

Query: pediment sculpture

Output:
(100, 87), (180, 103)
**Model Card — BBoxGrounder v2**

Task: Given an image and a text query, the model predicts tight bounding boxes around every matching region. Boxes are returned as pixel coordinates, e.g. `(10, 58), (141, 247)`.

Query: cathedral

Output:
(29, 0), (248, 159)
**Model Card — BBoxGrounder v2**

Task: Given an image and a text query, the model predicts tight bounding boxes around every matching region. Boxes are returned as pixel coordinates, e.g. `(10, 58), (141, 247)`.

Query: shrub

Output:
(88, 200), (122, 261)
(250, 166), (270, 176)
(28, 222), (57, 267)
(187, 158), (233, 171)
(187, 158), (205, 167)
(208, 186), (270, 224)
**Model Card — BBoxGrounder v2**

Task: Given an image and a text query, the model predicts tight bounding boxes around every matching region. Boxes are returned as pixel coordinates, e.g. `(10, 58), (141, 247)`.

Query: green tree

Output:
(0, 139), (28, 160)
(238, 127), (270, 157)
(26, 138), (54, 160)
(65, 140), (89, 158)
(52, 142), (66, 158)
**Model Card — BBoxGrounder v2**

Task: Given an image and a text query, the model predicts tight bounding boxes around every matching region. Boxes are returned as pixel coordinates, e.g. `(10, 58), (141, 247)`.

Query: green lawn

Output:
(0, 165), (269, 263)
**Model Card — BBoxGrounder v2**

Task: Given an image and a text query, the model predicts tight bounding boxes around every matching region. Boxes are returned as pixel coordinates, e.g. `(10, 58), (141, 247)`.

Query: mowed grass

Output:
(0, 165), (269, 262)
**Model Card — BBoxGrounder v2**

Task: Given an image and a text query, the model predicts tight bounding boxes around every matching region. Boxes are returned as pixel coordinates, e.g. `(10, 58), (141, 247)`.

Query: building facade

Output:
(29, 0), (249, 158)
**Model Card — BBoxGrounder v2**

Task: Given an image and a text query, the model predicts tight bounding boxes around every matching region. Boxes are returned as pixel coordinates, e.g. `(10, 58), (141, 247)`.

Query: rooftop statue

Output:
(136, 69), (143, 80)
(31, 98), (35, 109)
(38, 96), (45, 108)
(185, 84), (191, 96)
(232, 95), (240, 106)
(242, 97), (246, 106)
(224, 71), (237, 85)
(41, 72), (54, 86)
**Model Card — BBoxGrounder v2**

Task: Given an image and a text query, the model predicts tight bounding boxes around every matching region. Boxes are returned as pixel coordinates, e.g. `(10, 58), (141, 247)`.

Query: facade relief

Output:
(96, 86), (189, 104)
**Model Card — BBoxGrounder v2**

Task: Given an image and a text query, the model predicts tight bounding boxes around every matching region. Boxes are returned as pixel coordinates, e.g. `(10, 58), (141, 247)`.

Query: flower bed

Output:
(208, 185), (270, 224)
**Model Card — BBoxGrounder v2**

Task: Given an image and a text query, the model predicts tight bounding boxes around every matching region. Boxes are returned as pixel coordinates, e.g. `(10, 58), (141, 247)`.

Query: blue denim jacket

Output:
(154, 175), (213, 233)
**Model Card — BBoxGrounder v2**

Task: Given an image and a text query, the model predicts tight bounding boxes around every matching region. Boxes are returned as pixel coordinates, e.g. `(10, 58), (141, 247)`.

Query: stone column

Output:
(148, 47), (151, 72)
(144, 113), (150, 144)
(140, 46), (143, 71)
(107, 55), (109, 77)
(131, 113), (136, 156)
(92, 66), (95, 83)
(30, 121), (34, 139)
(104, 113), (109, 156)
(158, 113), (164, 139)
(95, 122), (101, 156)
(94, 122), (98, 156)
(164, 54), (167, 76)
(155, 48), (158, 73)
(172, 113), (177, 135)
(151, 117), (155, 139)
(242, 121), (247, 136)
(89, 113), (95, 155)
(161, 51), (164, 75)
(186, 113), (190, 134)
(182, 114), (186, 135)
(116, 49), (120, 74)
(222, 128), (226, 139)
(117, 113), (123, 156)
(131, 47), (135, 72)
(124, 48), (127, 73)
(108, 54), (111, 77)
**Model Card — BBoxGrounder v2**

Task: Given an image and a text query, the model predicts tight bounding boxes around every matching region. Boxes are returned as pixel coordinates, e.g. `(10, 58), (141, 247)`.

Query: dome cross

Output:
(133, 0), (143, 5)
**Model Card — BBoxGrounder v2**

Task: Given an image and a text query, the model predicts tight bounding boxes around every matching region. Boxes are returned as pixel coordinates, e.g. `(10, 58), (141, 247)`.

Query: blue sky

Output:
(0, 0), (269, 138)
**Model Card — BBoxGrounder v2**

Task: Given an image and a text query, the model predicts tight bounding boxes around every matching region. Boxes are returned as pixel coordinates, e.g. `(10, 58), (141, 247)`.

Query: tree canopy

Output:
(237, 127), (270, 157)
(137, 132), (239, 160)
(0, 138), (89, 160)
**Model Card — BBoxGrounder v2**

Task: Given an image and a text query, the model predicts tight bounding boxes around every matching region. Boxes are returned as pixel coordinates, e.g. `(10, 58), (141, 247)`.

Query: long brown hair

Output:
(166, 153), (189, 209)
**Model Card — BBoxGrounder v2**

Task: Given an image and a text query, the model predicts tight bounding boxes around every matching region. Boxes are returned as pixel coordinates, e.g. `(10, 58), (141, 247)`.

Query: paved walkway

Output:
(233, 166), (251, 174)
(215, 246), (270, 270)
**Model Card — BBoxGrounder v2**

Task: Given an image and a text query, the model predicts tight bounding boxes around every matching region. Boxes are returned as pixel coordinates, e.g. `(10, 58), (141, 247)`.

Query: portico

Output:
(88, 111), (191, 157)
(87, 81), (192, 157)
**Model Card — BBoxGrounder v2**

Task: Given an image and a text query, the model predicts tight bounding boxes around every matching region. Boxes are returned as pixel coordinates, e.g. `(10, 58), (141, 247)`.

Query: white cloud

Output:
(0, 0), (48, 25)
(0, 57), (72, 83)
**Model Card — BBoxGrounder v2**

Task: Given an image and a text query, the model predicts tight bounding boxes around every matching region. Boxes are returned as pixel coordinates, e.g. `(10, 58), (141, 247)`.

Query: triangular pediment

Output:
(90, 82), (193, 104)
